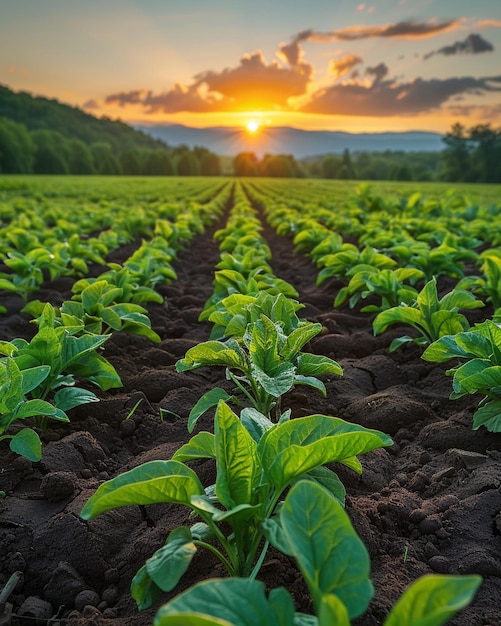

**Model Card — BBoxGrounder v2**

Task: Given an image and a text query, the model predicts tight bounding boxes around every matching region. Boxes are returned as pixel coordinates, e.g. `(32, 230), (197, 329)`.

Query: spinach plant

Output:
(373, 278), (483, 352)
(0, 359), (67, 461)
(422, 319), (501, 432)
(81, 401), (392, 610)
(177, 303), (342, 423)
(153, 480), (481, 626)
(0, 302), (121, 435)
(334, 267), (424, 312)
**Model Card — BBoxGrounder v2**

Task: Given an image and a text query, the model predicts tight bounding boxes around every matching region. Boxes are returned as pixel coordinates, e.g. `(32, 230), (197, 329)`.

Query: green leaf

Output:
(295, 353), (343, 378)
(9, 428), (42, 461)
(251, 362), (296, 398)
(299, 466), (346, 506)
(383, 574), (481, 626)
(68, 351), (122, 390)
(260, 415), (392, 489)
(146, 527), (197, 592)
(247, 316), (281, 374)
(472, 400), (501, 432)
(15, 399), (66, 420)
(373, 307), (423, 336)
(176, 340), (247, 372)
(19, 365), (51, 394)
(154, 578), (296, 626)
(187, 388), (231, 433)
(215, 402), (261, 509)
(131, 563), (162, 611)
(281, 481), (373, 619)
(80, 460), (205, 519)
(173, 432), (216, 462)
(281, 323), (323, 361)
(318, 594), (350, 626)
(240, 408), (274, 443)
(53, 387), (99, 411)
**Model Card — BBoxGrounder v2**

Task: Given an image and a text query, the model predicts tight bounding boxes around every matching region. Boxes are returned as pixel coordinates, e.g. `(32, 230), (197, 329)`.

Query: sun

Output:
(246, 120), (260, 133)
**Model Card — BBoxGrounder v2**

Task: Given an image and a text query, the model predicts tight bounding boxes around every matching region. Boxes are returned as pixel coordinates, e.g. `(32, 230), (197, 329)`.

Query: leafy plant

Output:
(81, 401), (392, 610)
(457, 252), (501, 310)
(0, 302), (121, 440)
(177, 302), (342, 422)
(24, 280), (161, 342)
(152, 480), (481, 626)
(0, 247), (65, 300)
(422, 319), (501, 432)
(334, 267), (424, 312)
(316, 245), (396, 285)
(0, 359), (67, 461)
(373, 278), (484, 352)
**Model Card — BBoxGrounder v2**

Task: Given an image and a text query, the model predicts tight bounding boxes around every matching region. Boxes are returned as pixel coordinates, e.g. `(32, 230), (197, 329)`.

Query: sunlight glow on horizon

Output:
(246, 120), (260, 133)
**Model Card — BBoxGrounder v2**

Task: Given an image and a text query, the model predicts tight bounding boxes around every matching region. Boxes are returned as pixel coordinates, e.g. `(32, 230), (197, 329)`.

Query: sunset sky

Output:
(2, 0), (501, 133)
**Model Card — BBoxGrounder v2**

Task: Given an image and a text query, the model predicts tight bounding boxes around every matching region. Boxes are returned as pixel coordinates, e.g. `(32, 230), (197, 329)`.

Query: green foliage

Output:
(334, 267), (424, 311)
(81, 401), (392, 608)
(373, 278), (483, 351)
(177, 302), (342, 421)
(152, 481), (480, 626)
(423, 319), (501, 431)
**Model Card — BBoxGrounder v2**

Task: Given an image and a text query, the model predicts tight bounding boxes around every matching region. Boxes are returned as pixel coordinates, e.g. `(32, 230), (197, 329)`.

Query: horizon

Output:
(2, 1), (501, 135)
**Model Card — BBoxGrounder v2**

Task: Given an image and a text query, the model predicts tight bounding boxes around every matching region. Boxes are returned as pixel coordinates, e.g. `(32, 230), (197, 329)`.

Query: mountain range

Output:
(136, 123), (444, 159)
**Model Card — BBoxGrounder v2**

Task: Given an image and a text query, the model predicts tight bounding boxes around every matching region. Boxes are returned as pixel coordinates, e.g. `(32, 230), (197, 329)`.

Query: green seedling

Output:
(373, 278), (484, 351)
(81, 400), (392, 610)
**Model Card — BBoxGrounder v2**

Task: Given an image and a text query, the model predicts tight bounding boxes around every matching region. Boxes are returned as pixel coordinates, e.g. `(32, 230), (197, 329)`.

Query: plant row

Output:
(80, 185), (481, 625)
(0, 182), (232, 460)
(245, 180), (501, 432)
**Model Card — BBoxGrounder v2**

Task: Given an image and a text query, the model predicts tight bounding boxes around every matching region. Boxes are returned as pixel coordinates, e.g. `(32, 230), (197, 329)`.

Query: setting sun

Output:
(246, 120), (260, 133)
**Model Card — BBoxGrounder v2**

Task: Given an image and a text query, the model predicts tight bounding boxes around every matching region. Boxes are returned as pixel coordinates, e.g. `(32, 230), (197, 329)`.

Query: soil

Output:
(1, 209), (500, 626)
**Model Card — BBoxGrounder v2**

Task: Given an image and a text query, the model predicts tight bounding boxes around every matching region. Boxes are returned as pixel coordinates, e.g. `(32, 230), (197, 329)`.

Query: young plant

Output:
(334, 267), (424, 312)
(24, 279), (161, 343)
(422, 319), (501, 432)
(81, 401), (392, 610)
(0, 302), (121, 435)
(373, 278), (484, 352)
(177, 302), (342, 422)
(0, 359), (67, 461)
(153, 480), (481, 626)
(457, 252), (501, 310)
(316, 245), (396, 285)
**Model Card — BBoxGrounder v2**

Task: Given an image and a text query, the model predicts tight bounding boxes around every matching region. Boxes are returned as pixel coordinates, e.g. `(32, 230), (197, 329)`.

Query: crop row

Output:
(0, 176), (497, 623)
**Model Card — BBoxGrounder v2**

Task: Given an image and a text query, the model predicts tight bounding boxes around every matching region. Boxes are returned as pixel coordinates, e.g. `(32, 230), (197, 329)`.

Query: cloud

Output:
(82, 99), (100, 110)
(104, 49), (313, 113)
(474, 19), (501, 28)
(424, 33), (494, 59)
(292, 18), (461, 43)
(365, 62), (389, 83)
(300, 74), (501, 117)
(329, 54), (363, 78)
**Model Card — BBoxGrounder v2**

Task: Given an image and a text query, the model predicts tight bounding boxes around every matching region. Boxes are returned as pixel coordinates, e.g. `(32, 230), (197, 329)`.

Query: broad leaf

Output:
(53, 387), (99, 411)
(9, 428), (42, 461)
(384, 574), (481, 626)
(281, 481), (373, 619)
(472, 400), (501, 432)
(215, 402), (261, 509)
(187, 388), (231, 433)
(80, 460), (205, 519)
(146, 527), (197, 592)
(154, 578), (296, 626)
(173, 432), (216, 462)
(295, 353), (342, 377)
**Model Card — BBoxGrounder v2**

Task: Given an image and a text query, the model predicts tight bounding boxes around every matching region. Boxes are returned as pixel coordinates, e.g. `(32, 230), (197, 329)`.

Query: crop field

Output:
(1, 174), (501, 625)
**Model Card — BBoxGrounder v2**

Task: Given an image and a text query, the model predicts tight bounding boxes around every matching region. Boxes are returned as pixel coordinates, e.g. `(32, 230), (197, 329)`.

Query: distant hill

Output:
(0, 84), (167, 152)
(137, 123), (444, 158)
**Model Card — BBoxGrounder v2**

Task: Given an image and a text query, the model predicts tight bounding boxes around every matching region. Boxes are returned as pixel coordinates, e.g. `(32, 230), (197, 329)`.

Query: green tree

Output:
(91, 142), (121, 175)
(31, 129), (70, 174)
(143, 149), (175, 175)
(234, 152), (259, 176)
(177, 150), (201, 176)
(67, 138), (95, 174)
(441, 123), (472, 182)
(469, 124), (501, 183)
(321, 154), (341, 179)
(0, 117), (34, 173)
(120, 149), (142, 175)
(339, 148), (356, 179)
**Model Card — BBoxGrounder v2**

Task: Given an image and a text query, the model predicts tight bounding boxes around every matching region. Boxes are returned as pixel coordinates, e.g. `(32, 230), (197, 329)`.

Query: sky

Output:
(1, 0), (501, 134)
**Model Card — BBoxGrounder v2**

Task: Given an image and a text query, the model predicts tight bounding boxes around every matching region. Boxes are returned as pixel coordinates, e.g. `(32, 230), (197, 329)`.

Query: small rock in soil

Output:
(40, 471), (76, 502)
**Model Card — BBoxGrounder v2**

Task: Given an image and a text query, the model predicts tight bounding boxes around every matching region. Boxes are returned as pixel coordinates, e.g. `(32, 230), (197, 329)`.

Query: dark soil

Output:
(1, 212), (501, 626)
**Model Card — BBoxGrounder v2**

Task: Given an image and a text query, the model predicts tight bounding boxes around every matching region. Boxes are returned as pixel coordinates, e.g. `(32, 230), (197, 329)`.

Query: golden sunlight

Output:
(246, 120), (260, 133)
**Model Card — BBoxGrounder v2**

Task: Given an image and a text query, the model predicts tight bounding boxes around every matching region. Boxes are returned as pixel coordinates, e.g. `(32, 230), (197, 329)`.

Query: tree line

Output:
(0, 116), (221, 176)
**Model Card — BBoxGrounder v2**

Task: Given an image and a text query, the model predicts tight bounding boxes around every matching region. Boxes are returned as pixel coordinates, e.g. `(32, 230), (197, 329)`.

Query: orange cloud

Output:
(105, 49), (312, 113)
(329, 54), (363, 78)
(475, 19), (501, 28)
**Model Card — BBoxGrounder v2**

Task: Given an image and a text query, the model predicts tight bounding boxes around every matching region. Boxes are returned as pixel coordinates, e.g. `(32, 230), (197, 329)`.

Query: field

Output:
(1, 175), (501, 625)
